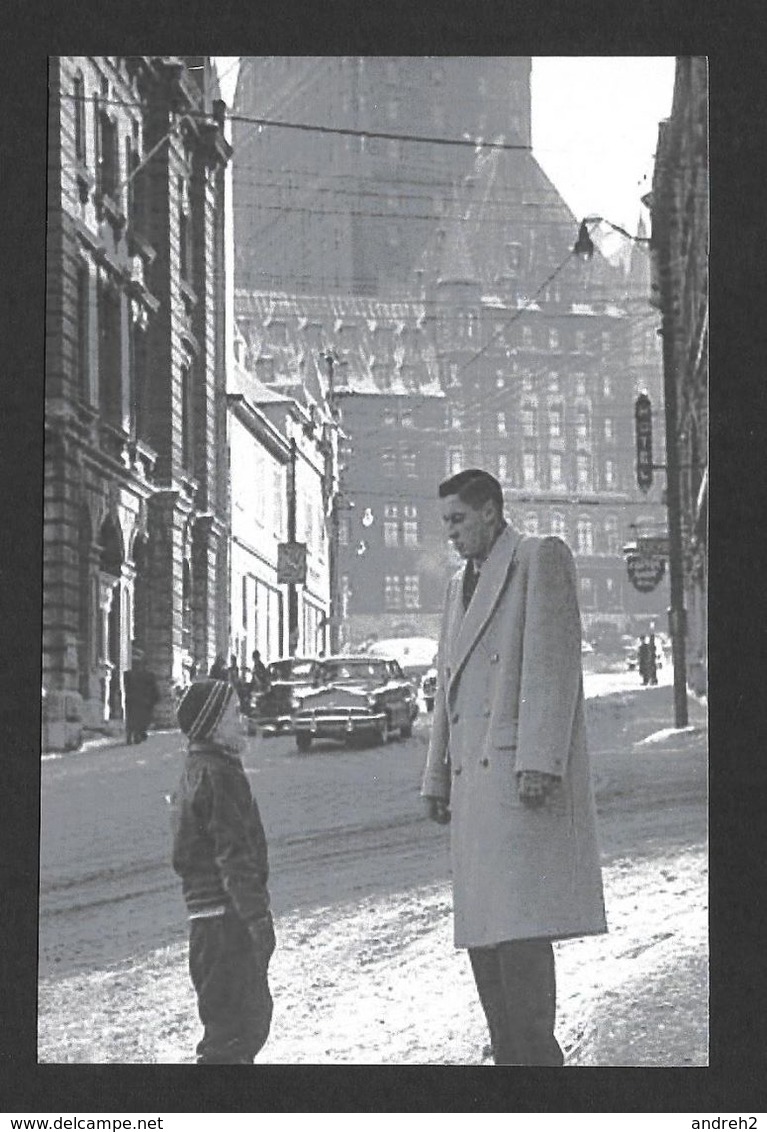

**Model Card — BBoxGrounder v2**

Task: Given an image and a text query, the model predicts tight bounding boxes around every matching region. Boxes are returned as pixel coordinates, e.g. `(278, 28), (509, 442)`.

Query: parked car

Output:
(246, 657), (320, 736)
(364, 637), (439, 681)
(292, 655), (418, 751)
(421, 667), (438, 712)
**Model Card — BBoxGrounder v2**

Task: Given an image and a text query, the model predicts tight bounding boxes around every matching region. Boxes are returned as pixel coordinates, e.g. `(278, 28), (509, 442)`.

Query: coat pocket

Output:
(491, 718), (518, 749)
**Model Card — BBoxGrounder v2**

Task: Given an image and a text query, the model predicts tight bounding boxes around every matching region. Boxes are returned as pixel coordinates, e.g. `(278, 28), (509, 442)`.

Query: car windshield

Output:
(269, 659), (316, 681)
(319, 660), (389, 684)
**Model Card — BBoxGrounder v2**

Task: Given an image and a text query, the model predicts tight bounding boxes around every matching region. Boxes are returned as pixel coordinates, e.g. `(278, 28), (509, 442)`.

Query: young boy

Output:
(171, 679), (275, 1064)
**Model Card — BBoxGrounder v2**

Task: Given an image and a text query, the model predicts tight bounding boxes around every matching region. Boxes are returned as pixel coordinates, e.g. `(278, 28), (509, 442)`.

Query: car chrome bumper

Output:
(294, 710), (387, 736)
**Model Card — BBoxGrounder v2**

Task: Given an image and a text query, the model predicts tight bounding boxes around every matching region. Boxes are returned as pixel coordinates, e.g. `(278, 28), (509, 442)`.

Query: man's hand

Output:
(517, 770), (560, 808)
(247, 912), (276, 962)
(423, 796), (451, 824)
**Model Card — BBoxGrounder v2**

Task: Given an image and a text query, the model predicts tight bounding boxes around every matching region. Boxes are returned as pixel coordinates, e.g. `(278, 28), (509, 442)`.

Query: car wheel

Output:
(425, 697), (434, 712)
(295, 733), (312, 752)
(399, 720), (413, 739)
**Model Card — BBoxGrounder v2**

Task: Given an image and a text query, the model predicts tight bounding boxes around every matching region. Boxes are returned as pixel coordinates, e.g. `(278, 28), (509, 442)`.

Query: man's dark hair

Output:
(438, 468), (504, 517)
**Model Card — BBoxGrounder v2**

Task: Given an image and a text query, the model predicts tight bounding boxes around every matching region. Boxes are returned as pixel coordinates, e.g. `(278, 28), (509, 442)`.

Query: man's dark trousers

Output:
(189, 911), (273, 1064)
(468, 938), (564, 1065)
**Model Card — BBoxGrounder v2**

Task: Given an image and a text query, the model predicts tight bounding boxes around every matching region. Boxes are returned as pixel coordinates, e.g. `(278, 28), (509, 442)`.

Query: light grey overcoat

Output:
(421, 525), (607, 948)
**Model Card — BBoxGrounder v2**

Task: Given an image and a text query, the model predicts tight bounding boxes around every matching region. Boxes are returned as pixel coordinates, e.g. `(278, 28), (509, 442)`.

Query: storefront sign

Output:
(277, 542), (307, 585)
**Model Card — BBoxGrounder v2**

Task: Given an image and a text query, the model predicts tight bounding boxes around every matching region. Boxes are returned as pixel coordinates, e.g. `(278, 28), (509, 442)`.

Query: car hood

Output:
(299, 682), (378, 706)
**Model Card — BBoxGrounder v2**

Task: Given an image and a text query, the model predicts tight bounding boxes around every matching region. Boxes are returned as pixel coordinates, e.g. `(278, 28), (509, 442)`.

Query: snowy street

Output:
(38, 668), (708, 1065)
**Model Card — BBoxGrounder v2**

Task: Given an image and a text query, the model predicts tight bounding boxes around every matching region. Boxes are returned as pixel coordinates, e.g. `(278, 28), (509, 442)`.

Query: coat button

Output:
(482, 707), (491, 717)
(451, 712), (460, 723)
(453, 766), (462, 777)
(480, 757), (489, 767)
(490, 653), (500, 663)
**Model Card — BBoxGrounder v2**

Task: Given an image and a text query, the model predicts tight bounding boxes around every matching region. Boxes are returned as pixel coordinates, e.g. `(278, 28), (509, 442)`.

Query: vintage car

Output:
(421, 667), (438, 712)
(246, 657), (320, 736)
(292, 655), (418, 751)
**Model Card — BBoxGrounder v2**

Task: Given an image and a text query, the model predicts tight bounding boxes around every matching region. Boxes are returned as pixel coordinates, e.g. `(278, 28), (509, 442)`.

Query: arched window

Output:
(604, 514), (620, 555)
(576, 516), (594, 556)
(524, 512), (539, 536)
(550, 511), (566, 540)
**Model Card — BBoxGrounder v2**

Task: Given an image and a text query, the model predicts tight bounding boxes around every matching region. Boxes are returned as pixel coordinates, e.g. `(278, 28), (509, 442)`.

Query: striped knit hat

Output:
(177, 679), (235, 742)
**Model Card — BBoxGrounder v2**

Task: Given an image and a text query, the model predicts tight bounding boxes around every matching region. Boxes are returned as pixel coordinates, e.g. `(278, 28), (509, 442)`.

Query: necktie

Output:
(462, 562), (480, 610)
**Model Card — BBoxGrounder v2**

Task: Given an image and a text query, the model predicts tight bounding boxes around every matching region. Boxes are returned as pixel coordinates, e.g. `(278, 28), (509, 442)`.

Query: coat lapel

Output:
(448, 525), (524, 698)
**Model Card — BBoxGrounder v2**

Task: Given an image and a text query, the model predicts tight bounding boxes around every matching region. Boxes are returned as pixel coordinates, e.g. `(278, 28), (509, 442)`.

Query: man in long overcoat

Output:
(123, 653), (159, 745)
(421, 469), (606, 1065)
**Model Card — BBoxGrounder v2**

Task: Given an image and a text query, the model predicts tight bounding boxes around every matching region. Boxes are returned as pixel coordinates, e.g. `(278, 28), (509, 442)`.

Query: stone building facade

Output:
(649, 57), (708, 696)
(44, 56), (231, 747)
(232, 57), (669, 648)
(227, 352), (334, 665)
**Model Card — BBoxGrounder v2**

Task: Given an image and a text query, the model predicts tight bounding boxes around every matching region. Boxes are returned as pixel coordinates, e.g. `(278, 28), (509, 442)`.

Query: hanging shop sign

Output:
(277, 541), (308, 585)
(626, 552), (666, 593)
(635, 393), (654, 493)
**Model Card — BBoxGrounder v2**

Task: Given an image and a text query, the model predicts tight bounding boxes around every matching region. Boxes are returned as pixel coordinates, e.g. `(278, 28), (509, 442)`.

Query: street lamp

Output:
(572, 215), (688, 728)
(573, 216), (652, 262)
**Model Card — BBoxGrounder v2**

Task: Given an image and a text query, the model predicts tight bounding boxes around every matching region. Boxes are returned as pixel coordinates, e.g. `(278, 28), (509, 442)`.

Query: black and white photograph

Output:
(36, 54), (709, 1072)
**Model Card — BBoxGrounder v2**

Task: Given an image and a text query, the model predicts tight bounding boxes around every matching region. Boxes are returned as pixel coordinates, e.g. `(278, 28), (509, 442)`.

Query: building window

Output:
(549, 452), (564, 487)
(448, 362), (459, 386)
(549, 328), (560, 350)
(384, 574), (402, 610)
(77, 262), (90, 397)
(574, 373), (587, 397)
(384, 504), (399, 547)
(521, 402), (537, 438)
(447, 405), (462, 429)
(383, 407), (396, 426)
(575, 330), (586, 353)
(603, 373), (613, 397)
(522, 452), (536, 487)
(604, 459), (616, 488)
(548, 371), (560, 393)
(606, 576), (620, 608)
(97, 107), (118, 199)
(576, 409), (590, 443)
(497, 411), (507, 436)
(496, 372), (505, 389)
(551, 511), (566, 540)
(448, 449), (463, 476)
(181, 362), (194, 471)
(602, 331), (612, 353)
(549, 405), (562, 439)
(382, 449), (396, 476)
(404, 575), (420, 609)
(604, 416), (614, 441)
(604, 515), (619, 555)
(577, 453), (591, 489)
(577, 516), (594, 555)
(401, 409), (414, 428)
(580, 576), (595, 606)
(339, 515), (351, 546)
(74, 73), (87, 163)
(498, 454), (509, 482)
(402, 449), (417, 477)
(524, 511), (539, 536)
(97, 275), (121, 424)
(506, 242), (521, 271)
(467, 312), (478, 339)
(403, 505), (418, 546)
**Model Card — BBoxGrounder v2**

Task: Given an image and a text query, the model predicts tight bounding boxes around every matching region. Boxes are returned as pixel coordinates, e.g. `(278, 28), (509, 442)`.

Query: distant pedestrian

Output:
(209, 654), (228, 681)
(170, 679), (275, 1064)
(638, 637), (656, 686)
(250, 650), (271, 695)
(123, 653), (159, 745)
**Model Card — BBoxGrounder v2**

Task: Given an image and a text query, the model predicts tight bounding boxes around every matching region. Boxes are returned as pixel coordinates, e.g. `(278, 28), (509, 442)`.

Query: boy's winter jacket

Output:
(171, 741), (271, 923)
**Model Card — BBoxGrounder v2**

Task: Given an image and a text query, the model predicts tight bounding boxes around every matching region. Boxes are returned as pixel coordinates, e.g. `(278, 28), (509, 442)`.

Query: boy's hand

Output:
(517, 770), (560, 808)
(247, 913), (276, 961)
